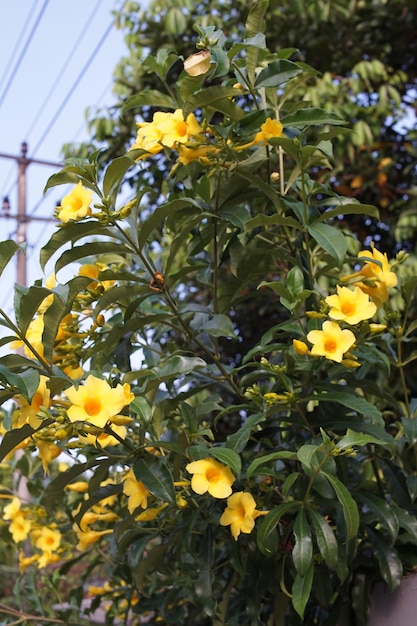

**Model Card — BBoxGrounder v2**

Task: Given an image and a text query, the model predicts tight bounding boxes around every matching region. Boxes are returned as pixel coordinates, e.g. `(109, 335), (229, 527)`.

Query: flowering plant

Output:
(0, 4), (417, 625)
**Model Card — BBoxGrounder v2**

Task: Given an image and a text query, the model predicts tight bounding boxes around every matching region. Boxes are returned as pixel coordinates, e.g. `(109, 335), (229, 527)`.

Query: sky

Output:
(0, 0), (131, 314)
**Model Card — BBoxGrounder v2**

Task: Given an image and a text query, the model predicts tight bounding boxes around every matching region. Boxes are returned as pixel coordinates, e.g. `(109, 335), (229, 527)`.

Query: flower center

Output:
(175, 120), (188, 137)
(341, 301), (355, 315)
(324, 338), (337, 354)
(206, 468), (220, 483)
(84, 397), (102, 416)
(32, 391), (45, 411)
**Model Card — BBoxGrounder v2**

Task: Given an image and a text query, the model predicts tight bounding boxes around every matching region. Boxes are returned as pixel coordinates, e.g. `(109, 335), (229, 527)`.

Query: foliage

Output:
(1, 3), (417, 625)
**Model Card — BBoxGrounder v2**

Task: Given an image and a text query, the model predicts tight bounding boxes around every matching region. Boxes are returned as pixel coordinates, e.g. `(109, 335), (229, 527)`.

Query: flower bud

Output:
(293, 339), (309, 356)
(183, 51), (211, 76)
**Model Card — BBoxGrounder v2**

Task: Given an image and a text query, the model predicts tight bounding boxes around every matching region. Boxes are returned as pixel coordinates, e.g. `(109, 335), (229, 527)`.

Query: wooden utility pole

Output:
(0, 142), (61, 286)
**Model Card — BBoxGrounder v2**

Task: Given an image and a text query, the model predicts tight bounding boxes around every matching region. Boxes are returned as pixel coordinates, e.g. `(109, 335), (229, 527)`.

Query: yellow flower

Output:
(15, 375), (51, 428)
(177, 144), (218, 165)
(135, 504), (168, 521)
(75, 528), (113, 551)
(186, 457), (235, 499)
(10, 315), (45, 359)
(9, 512), (32, 543)
(19, 551), (39, 573)
(36, 441), (62, 474)
(123, 468), (150, 514)
(2, 496), (21, 520)
(325, 285), (377, 325)
(66, 481), (89, 493)
(35, 526), (61, 554)
(307, 321), (355, 363)
(57, 182), (93, 223)
(220, 491), (267, 540)
(37, 552), (61, 569)
(78, 510), (119, 532)
(131, 109), (203, 155)
(65, 375), (134, 428)
(253, 118), (283, 144)
(344, 242), (397, 307)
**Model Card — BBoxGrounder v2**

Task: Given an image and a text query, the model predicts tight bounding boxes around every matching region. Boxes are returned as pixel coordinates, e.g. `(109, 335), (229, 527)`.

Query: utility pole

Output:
(0, 142), (62, 286)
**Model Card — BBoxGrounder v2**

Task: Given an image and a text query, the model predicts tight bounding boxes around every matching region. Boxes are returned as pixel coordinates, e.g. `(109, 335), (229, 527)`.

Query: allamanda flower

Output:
(65, 375), (134, 428)
(307, 320), (355, 363)
(220, 491), (268, 540)
(123, 468), (150, 514)
(15, 375), (51, 428)
(344, 242), (397, 307)
(9, 512), (32, 543)
(186, 457), (235, 499)
(57, 181), (93, 223)
(325, 285), (377, 325)
(132, 109), (203, 156)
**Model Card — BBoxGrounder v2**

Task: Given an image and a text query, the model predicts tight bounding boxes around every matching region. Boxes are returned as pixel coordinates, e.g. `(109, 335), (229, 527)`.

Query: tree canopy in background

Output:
(65, 0), (417, 253)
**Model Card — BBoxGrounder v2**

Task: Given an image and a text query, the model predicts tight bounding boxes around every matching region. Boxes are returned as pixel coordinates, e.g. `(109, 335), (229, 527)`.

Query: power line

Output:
(0, 0), (50, 109)
(0, 0), (41, 95)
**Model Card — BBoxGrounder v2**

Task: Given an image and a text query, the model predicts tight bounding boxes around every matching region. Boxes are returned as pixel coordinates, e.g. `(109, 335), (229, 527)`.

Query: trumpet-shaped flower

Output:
(15, 375), (51, 428)
(57, 182), (93, 223)
(78, 423), (127, 448)
(307, 320), (355, 363)
(75, 527), (113, 551)
(186, 457), (235, 499)
(253, 118), (283, 144)
(131, 109), (203, 155)
(345, 243), (397, 307)
(123, 468), (150, 514)
(66, 375), (134, 428)
(2, 496), (21, 520)
(34, 526), (61, 554)
(9, 512), (32, 543)
(325, 285), (377, 325)
(220, 491), (267, 540)
(10, 315), (45, 359)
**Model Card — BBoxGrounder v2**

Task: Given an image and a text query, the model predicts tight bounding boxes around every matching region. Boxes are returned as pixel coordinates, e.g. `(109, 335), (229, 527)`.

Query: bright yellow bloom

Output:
(123, 468), (150, 514)
(9, 512), (32, 543)
(186, 457), (235, 499)
(135, 504), (168, 521)
(15, 375), (51, 428)
(37, 441), (62, 474)
(344, 242), (398, 307)
(78, 263), (115, 290)
(307, 320), (355, 363)
(325, 285), (377, 325)
(177, 144), (218, 165)
(2, 496), (21, 520)
(220, 491), (267, 540)
(37, 551), (61, 569)
(293, 339), (309, 355)
(57, 182), (93, 223)
(253, 118), (283, 144)
(78, 510), (119, 532)
(35, 526), (61, 554)
(65, 375), (134, 428)
(66, 481), (89, 493)
(131, 109), (203, 155)
(75, 528), (113, 551)
(19, 551), (39, 573)
(10, 315), (45, 359)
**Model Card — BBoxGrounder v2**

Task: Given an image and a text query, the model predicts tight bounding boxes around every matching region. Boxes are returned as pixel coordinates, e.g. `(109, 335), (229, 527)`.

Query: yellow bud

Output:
(293, 339), (309, 356)
(368, 323), (387, 333)
(341, 359), (361, 369)
(233, 82), (244, 90)
(270, 172), (280, 182)
(96, 314), (105, 327)
(306, 311), (326, 319)
(110, 415), (133, 426)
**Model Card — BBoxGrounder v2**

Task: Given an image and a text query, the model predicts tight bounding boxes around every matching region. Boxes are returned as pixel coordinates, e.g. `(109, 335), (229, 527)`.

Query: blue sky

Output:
(0, 0), (130, 312)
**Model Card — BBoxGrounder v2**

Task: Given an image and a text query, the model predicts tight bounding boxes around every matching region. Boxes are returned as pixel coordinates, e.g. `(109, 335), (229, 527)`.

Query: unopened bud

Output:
(183, 51), (211, 76)
(293, 339), (309, 356)
(341, 359), (361, 369)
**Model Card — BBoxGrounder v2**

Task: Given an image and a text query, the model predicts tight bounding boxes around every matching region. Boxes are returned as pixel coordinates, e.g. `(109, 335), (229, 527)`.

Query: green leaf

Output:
(292, 563), (314, 619)
(316, 202), (379, 222)
(0, 423), (40, 462)
(103, 155), (138, 198)
(138, 199), (201, 249)
(368, 529), (403, 591)
(208, 447), (241, 477)
(150, 355), (206, 381)
(14, 285), (51, 335)
(54, 241), (128, 274)
(309, 390), (384, 426)
(0, 240), (20, 276)
(246, 450), (297, 479)
(133, 454), (177, 507)
(308, 508), (338, 569)
(281, 108), (346, 127)
(226, 427), (251, 454)
(307, 222), (346, 264)
(255, 60), (304, 88)
(336, 429), (389, 451)
(322, 472), (359, 556)
(257, 502), (300, 555)
(293, 508), (313, 576)
(122, 89), (177, 112)
(358, 493), (399, 542)
(184, 86), (245, 120)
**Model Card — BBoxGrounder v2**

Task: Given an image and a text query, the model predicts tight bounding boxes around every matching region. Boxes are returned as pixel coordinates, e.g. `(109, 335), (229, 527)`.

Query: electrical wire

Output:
(0, 0), (41, 99)
(0, 0), (50, 109)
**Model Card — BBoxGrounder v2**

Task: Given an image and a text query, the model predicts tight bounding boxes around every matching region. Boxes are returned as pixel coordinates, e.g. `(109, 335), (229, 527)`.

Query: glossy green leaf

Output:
(133, 455), (176, 506)
(0, 365), (39, 401)
(359, 493), (399, 542)
(281, 108), (345, 127)
(336, 429), (389, 451)
(138, 198), (201, 249)
(316, 202), (379, 222)
(207, 447), (241, 477)
(122, 89), (177, 112)
(257, 502), (300, 556)
(103, 155), (138, 198)
(308, 390), (383, 425)
(368, 529), (403, 591)
(307, 222), (346, 264)
(255, 59), (304, 88)
(54, 241), (128, 274)
(150, 355), (206, 381)
(246, 450), (297, 479)
(293, 508), (313, 576)
(0, 240), (20, 276)
(308, 508), (338, 569)
(184, 86), (245, 120)
(322, 472), (359, 551)
(14, 285), (51, 335)
(292, 563), (314, 619)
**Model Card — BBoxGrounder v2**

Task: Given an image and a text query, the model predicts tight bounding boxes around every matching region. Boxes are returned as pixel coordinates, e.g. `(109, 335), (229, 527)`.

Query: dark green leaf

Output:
(246, 450), (297, 479)
(308, 508), (338, 569)
(208, 447), (241, 477)
(257, 502), (300, 555)
(292, 563), (314, 619)
(307, 222), (346, 264)
(281, 108), (345, 127)
(322, 472), (359, 556)
(133, 455), (176, 506)
(255, 60), (304, 88)
(0, 240), (20, 276)
(293, 508), (313, 576)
